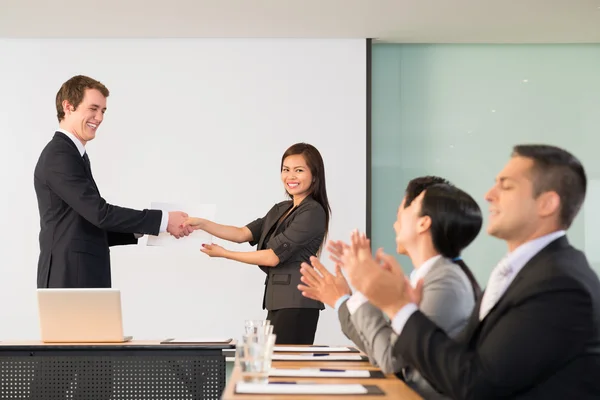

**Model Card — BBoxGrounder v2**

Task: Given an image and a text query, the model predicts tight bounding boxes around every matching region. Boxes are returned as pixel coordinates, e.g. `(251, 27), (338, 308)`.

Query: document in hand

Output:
(145, 202), (216, 248)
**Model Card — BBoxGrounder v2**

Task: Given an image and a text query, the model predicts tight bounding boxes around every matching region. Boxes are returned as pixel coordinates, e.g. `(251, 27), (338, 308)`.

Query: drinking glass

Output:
(236, 333), (276, 384)
(244, 319), (273, 335)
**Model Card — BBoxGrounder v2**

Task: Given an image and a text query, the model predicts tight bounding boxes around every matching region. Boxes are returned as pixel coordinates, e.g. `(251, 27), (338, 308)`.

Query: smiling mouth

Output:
(86, 123), (98, 130)
(287, 182), (299, 189)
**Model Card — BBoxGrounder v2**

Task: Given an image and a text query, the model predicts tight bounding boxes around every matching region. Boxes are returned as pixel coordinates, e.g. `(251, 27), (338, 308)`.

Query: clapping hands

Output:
(300, 229), (423, 318)
(340, 230), (420, 318)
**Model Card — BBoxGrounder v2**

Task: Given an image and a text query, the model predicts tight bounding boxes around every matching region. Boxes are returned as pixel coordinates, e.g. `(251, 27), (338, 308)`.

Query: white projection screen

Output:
(0, 38), (367, 345)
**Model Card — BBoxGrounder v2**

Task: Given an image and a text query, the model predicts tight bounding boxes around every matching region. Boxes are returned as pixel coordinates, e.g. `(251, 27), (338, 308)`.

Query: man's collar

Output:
(57, 128), (86, 157)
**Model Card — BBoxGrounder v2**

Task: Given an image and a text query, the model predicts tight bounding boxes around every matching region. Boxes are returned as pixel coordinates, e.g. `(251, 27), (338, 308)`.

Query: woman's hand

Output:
(201, 243), (228, 258)
(182, 217), (205, 231)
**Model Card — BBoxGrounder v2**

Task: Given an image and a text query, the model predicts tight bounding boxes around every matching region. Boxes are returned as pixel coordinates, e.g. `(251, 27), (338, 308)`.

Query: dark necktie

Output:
(82, 152), (91, 172)
(82, 152), (99, 192)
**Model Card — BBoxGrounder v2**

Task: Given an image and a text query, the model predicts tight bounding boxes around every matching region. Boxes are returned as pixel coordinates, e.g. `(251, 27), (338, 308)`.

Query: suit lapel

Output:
(258, 201), (293, 249)
(467, 236), (571, 342)
(54, 132), (100, 194)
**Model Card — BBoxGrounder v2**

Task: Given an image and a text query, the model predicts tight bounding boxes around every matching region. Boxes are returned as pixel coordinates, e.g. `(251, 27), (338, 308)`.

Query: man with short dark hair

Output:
(342, 144), (600, 399)
(35, 74), (190, 288)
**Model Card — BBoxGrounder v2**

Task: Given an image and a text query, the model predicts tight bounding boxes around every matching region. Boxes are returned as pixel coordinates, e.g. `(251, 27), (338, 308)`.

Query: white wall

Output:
(0, 38), (367, 345)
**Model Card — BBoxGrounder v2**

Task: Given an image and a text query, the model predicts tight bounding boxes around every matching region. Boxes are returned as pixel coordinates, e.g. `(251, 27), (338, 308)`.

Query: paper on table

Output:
(273, 346), (352, 352)
(235, 382), (368, 395)
(271, 354), (363, 361)
(163, 338), (232, 344)
(146, 202), (216, 248)
(269, 368), (371, 378)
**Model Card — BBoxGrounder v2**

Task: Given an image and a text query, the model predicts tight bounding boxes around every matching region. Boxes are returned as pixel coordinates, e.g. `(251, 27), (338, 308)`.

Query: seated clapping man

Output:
(340, 145), (600, 399)
(298, 177), (482, 399)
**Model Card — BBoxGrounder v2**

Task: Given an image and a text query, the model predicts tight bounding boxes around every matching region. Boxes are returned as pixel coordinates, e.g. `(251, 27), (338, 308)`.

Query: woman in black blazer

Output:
(184, 143), (331, 344)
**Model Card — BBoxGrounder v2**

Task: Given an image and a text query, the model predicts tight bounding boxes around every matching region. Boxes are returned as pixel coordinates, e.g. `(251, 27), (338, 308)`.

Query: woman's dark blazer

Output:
(246, 196), (326, 311)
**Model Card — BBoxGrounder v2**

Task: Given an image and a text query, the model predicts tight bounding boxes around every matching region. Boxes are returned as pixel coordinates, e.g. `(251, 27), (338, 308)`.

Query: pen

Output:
(319, 368), (345, 372)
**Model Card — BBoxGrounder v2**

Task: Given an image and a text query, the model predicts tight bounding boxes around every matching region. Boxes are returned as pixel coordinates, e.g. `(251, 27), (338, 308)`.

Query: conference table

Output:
(222, 346), (423, 400)
(0, 340), (233, 400)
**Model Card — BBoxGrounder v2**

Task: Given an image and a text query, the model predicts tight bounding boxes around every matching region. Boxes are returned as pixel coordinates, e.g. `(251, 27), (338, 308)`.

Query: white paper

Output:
(269, 368), (370, 378)
(167, 337), (231, 343)
(271, 354), (363, 361)
(145, 202), (216, 248)
(273, 346), (353, 353)
(235, 382), (368, 395)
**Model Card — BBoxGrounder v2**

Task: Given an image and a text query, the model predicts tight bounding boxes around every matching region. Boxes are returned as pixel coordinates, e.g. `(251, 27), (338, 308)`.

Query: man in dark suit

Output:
(341, 144), (600, 399)
(34, 75), (191, 289)
(31, 75), (193, 399)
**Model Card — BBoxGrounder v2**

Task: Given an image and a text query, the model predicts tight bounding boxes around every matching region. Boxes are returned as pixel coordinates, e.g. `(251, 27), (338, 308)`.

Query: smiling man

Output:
(342, 144), (600, 399)
(34, 75), (190, 289)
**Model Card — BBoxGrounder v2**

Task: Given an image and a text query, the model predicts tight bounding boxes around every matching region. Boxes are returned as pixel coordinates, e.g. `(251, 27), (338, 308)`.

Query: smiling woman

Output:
(183, 142), (332, 344)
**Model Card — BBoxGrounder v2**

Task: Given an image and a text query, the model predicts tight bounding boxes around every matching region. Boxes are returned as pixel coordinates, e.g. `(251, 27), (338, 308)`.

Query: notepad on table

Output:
(269, 368), (377, 378)
(271, 354), (365, 361)
(235, 382), (384, 395)
(273, 345), (358, 353)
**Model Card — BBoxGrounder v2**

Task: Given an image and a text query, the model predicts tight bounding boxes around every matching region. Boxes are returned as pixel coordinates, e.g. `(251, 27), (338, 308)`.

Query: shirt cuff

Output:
(334, 294), (351, 311)
(159, 210), (168, 233)
(346, 292), (369, 315)
(391, 303), (419, 336)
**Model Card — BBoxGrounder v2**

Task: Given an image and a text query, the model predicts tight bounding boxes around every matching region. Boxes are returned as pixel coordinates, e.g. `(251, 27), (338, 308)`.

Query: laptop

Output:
(37, 288), (133, 343)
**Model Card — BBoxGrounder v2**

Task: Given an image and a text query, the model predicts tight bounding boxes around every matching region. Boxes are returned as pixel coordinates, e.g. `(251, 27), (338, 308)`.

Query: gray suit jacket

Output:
(338, 257), (475, 399)
(246, 196), (326, 311)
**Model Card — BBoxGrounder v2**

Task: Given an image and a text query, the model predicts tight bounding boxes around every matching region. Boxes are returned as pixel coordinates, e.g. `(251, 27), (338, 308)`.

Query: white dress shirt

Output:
(56, 128), (168, 233)
(478, 230), (566, 320)
(391, 230), (567, 335)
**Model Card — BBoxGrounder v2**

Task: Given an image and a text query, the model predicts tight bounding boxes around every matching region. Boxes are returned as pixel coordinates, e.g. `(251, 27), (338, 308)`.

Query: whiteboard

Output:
(0, 38), (367, 345)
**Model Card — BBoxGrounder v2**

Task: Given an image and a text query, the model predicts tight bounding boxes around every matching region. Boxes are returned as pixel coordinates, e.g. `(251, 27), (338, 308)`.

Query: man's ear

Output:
(62, 100), (74, 114)
(538, 191), (560, 219)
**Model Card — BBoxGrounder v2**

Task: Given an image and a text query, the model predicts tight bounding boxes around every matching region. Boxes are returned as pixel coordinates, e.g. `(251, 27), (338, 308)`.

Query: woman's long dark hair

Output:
(419, 183), (483, 299)
(281, 143), (331, 247)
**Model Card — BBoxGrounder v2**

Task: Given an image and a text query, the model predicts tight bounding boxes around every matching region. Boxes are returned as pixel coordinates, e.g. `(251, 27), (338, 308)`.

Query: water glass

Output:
(236, 334), (276, 384)
(244, 319), (273, 335)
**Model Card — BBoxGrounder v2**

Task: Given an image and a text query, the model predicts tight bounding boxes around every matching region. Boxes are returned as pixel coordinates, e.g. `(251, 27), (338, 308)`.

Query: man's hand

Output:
(326, 239), (350, 268)
(167, 211), (192, 238)
(341, 230), (413, 319)
(339, 230), (380, 293)
(297, 256), (352, 308)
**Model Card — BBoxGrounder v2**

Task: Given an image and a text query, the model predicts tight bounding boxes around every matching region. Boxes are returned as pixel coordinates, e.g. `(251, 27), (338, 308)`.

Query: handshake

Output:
(166, 211), (202, 239)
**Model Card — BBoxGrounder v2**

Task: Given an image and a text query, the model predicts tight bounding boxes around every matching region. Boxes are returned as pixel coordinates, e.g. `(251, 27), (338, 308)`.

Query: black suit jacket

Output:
(245, 196), (326, 311)
(34, 132), (162, 288)
(394, 236), (600, 399)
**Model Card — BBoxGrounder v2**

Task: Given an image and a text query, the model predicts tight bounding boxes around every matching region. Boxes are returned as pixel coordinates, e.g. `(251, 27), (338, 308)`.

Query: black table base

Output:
(1, 348), (226, 400)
